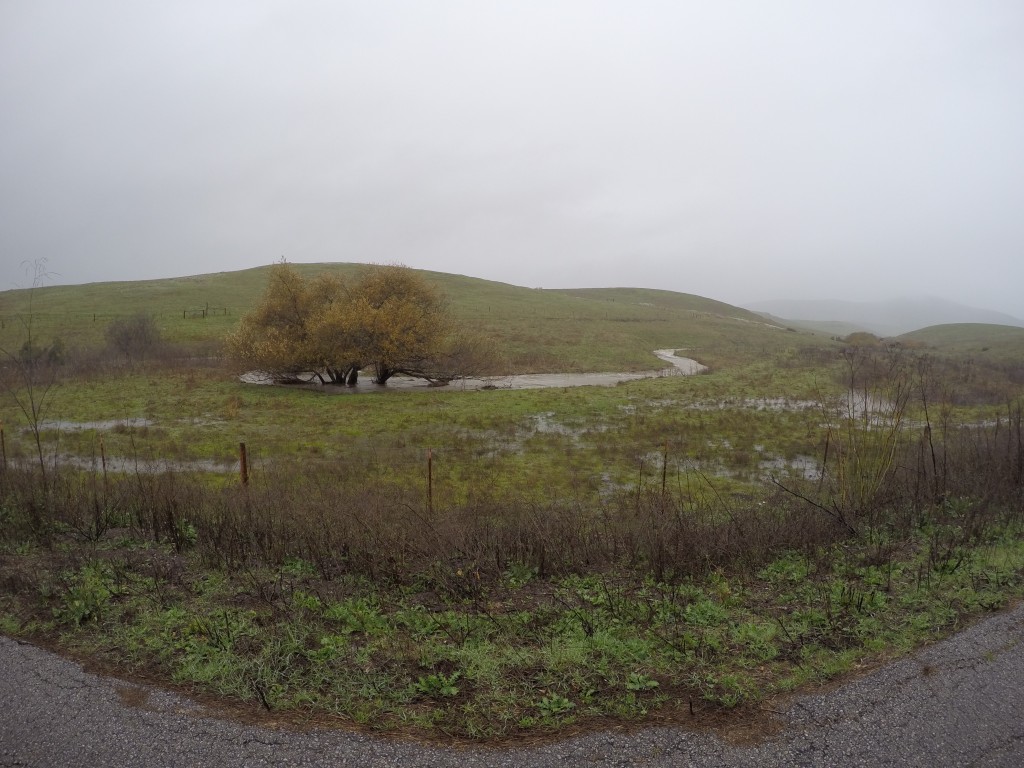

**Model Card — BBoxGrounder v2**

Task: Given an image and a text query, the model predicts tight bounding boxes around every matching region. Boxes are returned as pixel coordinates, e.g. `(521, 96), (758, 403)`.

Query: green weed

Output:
(536, 693), (575, 717)
(413, 672), (461, 699)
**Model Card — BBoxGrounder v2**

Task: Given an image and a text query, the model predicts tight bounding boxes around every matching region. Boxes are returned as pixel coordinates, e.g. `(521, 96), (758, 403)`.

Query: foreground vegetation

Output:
(3, 478), (1022, 739)
(1, 265), (1023, 740)
(1, 405), (1022, 739)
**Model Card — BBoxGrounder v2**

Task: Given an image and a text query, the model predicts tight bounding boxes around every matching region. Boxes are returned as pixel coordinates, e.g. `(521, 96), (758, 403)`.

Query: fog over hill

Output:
(746, 297), (1024, 338)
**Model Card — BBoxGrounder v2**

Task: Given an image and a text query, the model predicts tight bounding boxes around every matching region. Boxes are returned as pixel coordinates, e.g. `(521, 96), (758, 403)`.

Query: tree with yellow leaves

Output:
(226, 262), (495, 386)
(344, 264), (450, 384)
(225, 263), (357, 384)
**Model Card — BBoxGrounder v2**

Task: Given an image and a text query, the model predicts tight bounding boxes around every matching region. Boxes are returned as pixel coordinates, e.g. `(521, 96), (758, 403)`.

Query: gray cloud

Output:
(2, 1), (1022, 316)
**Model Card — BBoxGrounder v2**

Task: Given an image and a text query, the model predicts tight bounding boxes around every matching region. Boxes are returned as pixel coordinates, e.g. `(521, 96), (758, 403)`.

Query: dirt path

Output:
(2, 603), (1023, 767)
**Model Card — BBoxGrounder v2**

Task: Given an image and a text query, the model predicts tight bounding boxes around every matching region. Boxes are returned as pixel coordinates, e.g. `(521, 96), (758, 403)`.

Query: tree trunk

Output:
(373, 363), (395, 385)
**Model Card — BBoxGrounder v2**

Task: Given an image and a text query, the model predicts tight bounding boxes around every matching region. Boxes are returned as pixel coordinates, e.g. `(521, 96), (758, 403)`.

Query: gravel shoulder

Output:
(2, 603), (1023, 767)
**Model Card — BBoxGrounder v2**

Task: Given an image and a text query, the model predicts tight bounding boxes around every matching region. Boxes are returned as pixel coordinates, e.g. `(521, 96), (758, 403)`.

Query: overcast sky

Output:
(2, 1), (1022, 315)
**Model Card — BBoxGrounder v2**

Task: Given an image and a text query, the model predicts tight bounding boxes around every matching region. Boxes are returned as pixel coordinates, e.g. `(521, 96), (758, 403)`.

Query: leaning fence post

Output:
(239, 442), (249, 486)
(0, 421), (6, 472)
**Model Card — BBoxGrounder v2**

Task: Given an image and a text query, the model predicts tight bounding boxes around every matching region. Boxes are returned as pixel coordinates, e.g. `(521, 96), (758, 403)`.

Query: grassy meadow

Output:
(899, 323), (1024, 363)
(1, 264), (1023, 740)
(0, 262), (805, 371)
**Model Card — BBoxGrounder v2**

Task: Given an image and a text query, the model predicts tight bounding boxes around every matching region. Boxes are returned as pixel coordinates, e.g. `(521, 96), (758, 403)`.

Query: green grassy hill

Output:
(0, 263), (832, 371)
(899, 323), (1024, 363)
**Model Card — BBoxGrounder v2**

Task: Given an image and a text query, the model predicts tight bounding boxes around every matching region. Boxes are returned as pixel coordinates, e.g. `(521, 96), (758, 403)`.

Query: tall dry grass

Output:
(1, 396), (1020, 588)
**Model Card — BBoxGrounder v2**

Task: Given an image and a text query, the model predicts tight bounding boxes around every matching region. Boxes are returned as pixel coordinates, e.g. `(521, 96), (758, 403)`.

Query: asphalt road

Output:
(2, 603), (1023, 767)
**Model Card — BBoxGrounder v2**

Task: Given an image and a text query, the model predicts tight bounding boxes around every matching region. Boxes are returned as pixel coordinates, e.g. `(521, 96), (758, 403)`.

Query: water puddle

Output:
(9, 454), (236, 475)
(681, 398), (821, 413)
(529, 413), (585, 436)
(759, 455), (821, 480)
(31, 418), (154, 433)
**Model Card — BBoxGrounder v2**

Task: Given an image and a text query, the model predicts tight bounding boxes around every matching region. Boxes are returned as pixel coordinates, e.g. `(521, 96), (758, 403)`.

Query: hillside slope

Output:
(899, 323), (1024, 363)
(0, 263), (828, 371)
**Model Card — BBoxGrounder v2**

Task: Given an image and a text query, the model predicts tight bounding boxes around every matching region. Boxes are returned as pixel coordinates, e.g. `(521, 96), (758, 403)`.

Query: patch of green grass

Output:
(899, 323), (1024, 362)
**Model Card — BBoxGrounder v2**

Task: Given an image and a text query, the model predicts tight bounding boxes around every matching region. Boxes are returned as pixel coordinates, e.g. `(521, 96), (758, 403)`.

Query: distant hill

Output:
(750, 312), (866, 338)
(746, 297), (1024, 337)
(898, 323), (1024, 362)
(0, 262), (825, 372)
(553, 287), (773, 324)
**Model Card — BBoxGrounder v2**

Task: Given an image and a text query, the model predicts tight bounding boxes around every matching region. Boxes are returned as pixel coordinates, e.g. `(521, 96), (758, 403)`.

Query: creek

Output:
(244, 349), (706, 394)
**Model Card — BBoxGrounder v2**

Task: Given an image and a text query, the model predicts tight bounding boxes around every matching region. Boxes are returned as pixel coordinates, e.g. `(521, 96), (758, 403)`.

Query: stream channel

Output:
(245, 349), (706, 393)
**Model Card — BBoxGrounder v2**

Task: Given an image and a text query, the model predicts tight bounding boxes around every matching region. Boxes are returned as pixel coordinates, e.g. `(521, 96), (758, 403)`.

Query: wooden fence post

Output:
(99, 437), (107, 490)
(635, 457), (644, 512)
(0, 422), (6, 472)
(661, 439), (669, 499)
(240, 442), (249, 486)
(427, 448), (433, 515)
